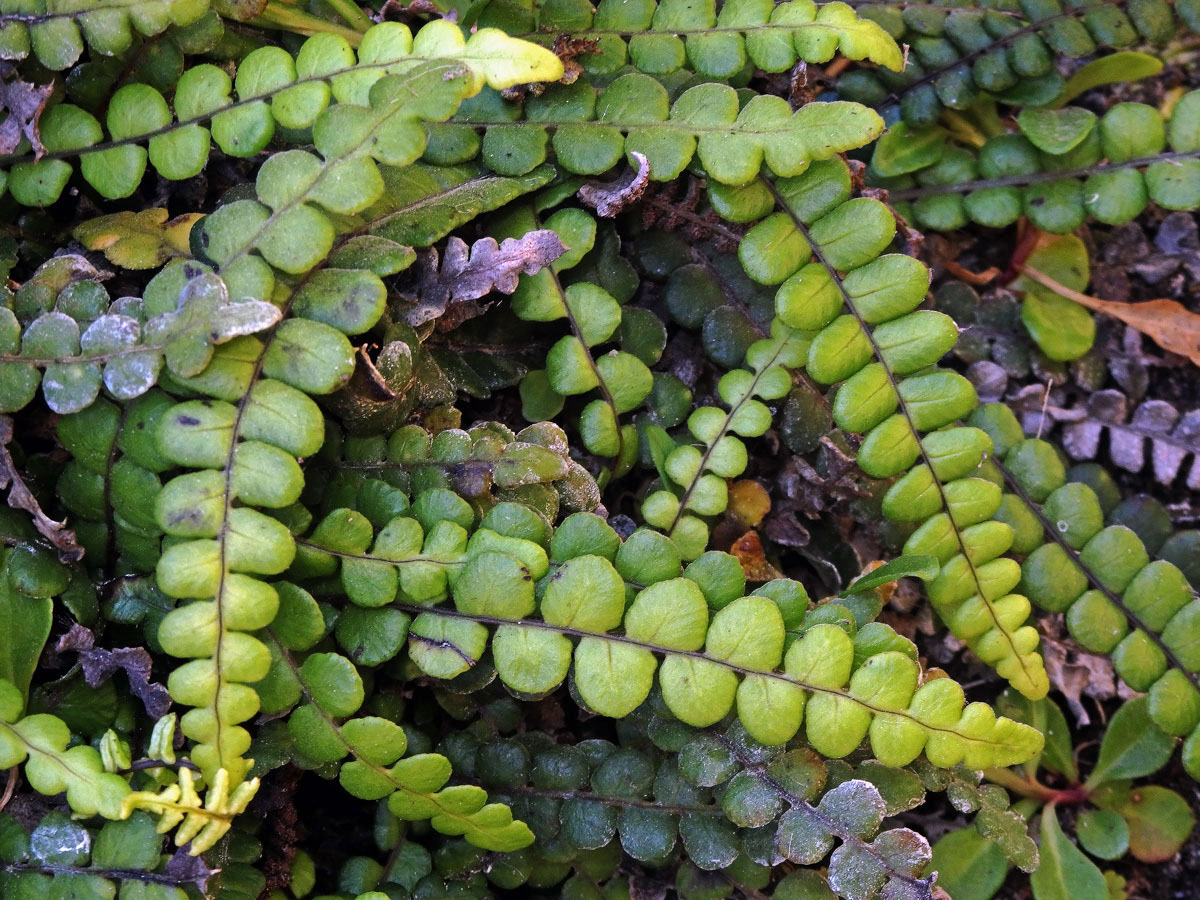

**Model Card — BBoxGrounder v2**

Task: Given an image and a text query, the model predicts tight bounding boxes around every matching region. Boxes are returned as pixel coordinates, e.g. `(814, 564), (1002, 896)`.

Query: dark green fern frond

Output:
(842, 0), (1199, 124)
(873, 93), (1200, 233)
(0, 0), (210, 70)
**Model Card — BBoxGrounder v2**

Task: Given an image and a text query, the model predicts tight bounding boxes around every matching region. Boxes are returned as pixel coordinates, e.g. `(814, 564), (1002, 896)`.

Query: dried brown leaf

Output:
(1019, 388), (1200, 488)
(0, 416), (83, 561)
(1023, 264), (1200, 366)
(727, 479), (771, 527)
(404, 230), (566, 328)
(0, 63), (53, 158)
(729, 530), (783, 582)
(789, 60), (815, 106)
(578, 151), (650, 217)
(639, 178), (745, 251)
(552, 33), (599, 85)
(877, 583), (936, 641)
(1038, 619), (1117, 726)
(57, 623), (171, 718)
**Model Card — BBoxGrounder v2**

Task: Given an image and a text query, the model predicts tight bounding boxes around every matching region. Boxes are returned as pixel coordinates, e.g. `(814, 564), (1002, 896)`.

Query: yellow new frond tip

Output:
(120, 766), (261, 855)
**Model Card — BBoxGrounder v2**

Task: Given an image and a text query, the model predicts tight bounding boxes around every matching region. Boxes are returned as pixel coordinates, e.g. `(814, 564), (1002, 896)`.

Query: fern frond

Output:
(638, 157), (1046, 698)
(288, 504), (1043, 768)
(841, 0), (1198, 125)
(458, 718), (940, 897)
(262, 632), (533, 851)
(459, 75), (885, 184)
(367, 163), (557, 248)
(310, 418), (598, 529)
(0, 0), (209, 70)
(121, 766), (259, 855)
(507, 205), (654, 480)
(141, 31), (564, 789)
(641, 318), (806, 559)
(747, 169), (1048, 700)
(971, 402), (1200, 779)
(0, 260), (280, 415)
(504, 0), (905, 77)
(876, 92), (1200, 234)
(0, 21), (563, 206)
(0, 809), (213, 895)
(0, 677), (131, 819)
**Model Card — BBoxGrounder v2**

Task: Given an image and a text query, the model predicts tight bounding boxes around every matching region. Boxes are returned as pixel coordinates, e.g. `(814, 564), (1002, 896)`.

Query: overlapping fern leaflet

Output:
(0, 20), (562, 206)
(641, 318), (805, 559)
(255, 630), (533, 850)
(505, 206), (650, 481)
(454, 72), (885, 185)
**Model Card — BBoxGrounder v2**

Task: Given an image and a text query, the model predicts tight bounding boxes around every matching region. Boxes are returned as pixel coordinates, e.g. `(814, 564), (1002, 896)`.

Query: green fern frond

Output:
(366, 163), (558, 249)
(755, 172), (1048, 700)
(266, 638), (533, 851)
(971, 402), (1200, 779)
(505, 205), (655, 479)
(641, 318), (805, 559)
(133, 30), (564, 788)
(459, 75), (885, 184)
(635, 155), (1046, 699)
(0, 260), (281, 415)
(0, 21), (562, 206)
(4, 0), (1192, 889)
(286, 504), (1043, 768)
(0, 677), (131, 819)
(0, 809), (206, 896)
(310, 419), (600, 531)
(461, 718), (941, 897)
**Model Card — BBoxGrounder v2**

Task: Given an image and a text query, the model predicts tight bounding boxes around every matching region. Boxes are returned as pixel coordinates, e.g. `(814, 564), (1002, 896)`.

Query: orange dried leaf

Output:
(729, 530), (782, 583)
(1022, 265), (1200, 367)
(727, 479), (771, 527)
(943, 258), (1000, 286)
